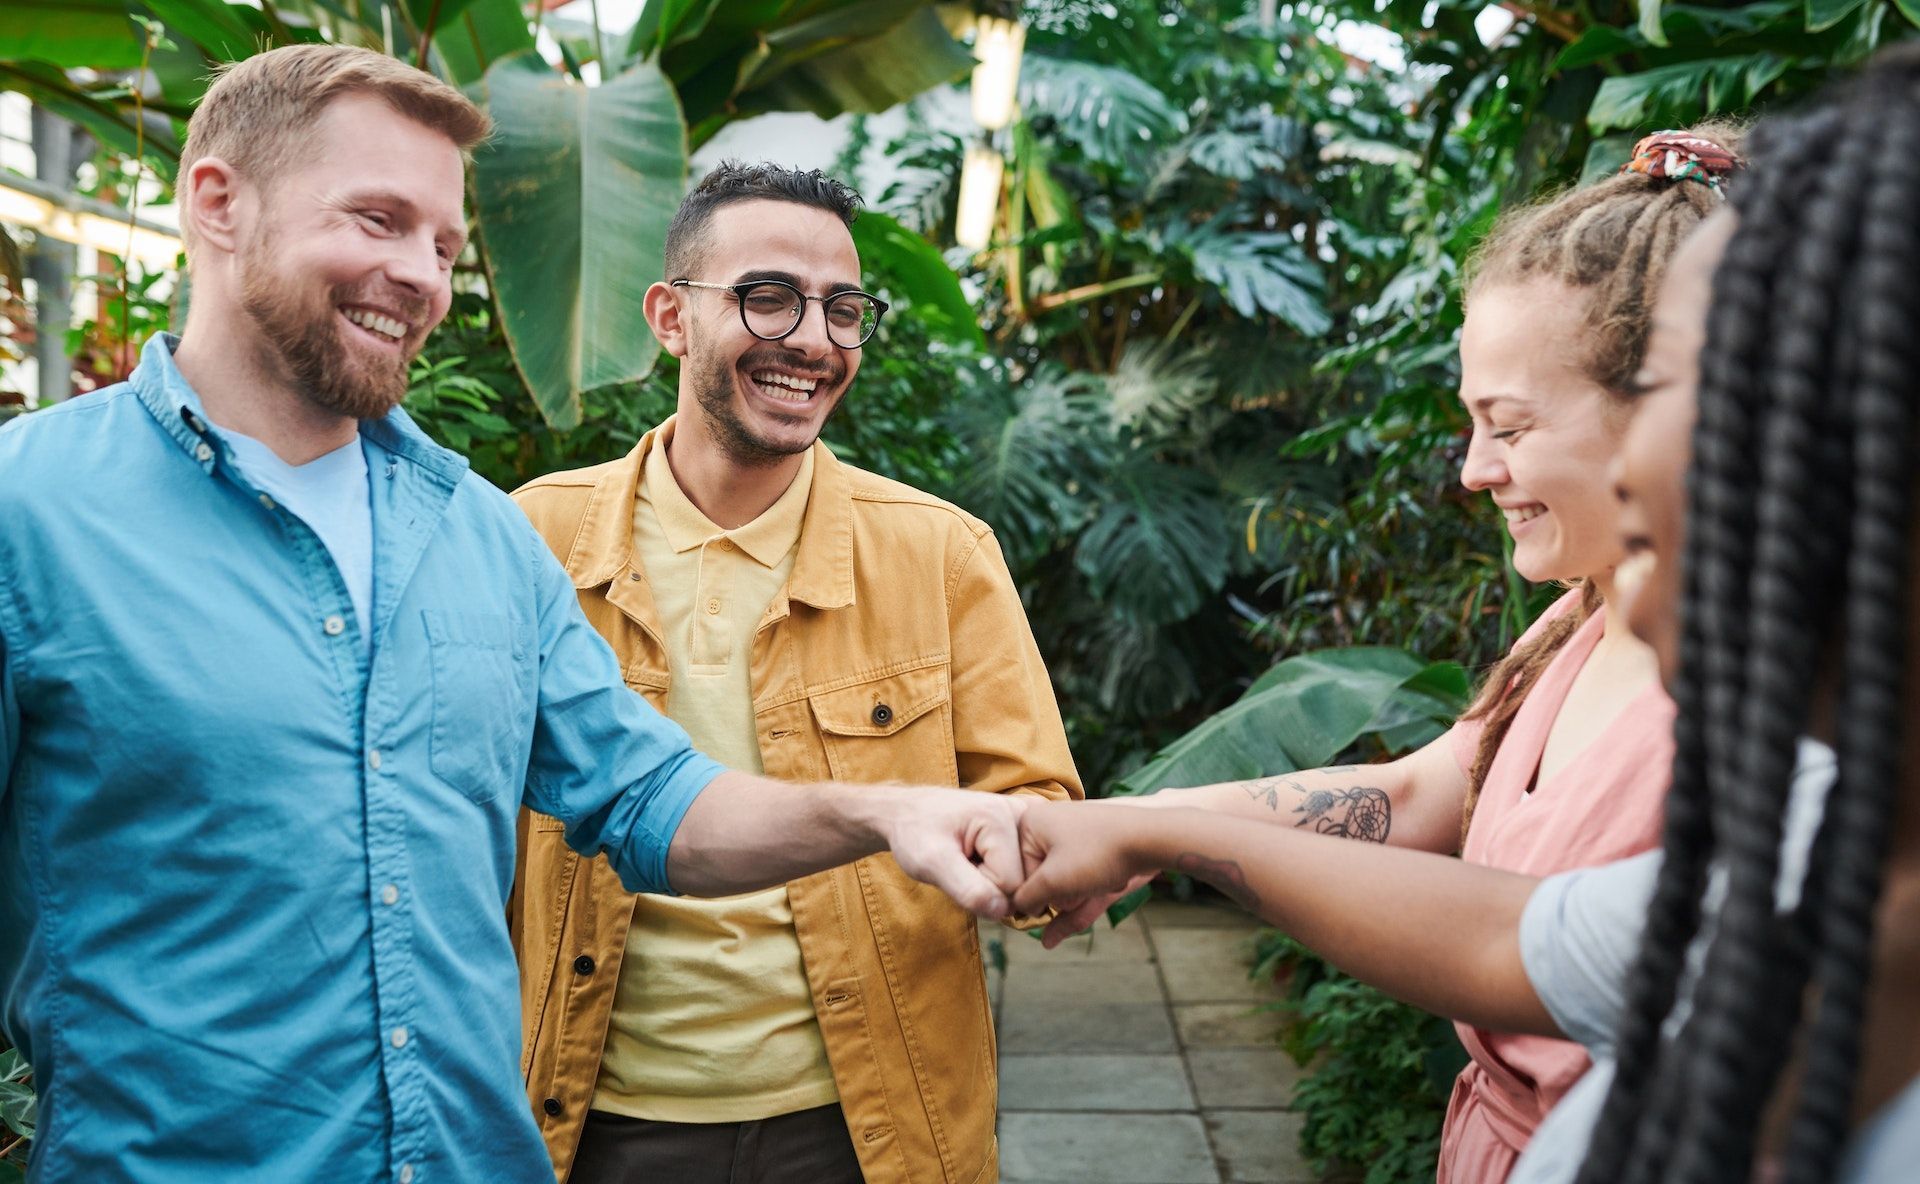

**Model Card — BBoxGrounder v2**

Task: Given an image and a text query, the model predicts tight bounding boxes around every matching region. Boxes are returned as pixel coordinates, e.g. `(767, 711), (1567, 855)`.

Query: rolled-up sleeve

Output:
(1518, 850), (1663, 1054)
(521, 543), (724, 895)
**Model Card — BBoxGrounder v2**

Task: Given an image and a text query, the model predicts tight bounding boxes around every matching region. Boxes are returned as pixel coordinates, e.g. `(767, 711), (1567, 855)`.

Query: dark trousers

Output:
(569, 1102), (865, 1184)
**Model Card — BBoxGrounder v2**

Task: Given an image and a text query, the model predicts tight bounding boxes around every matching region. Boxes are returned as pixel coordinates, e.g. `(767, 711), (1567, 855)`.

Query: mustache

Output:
(738, 346), (843, 385)
(331, 283), (432, 331)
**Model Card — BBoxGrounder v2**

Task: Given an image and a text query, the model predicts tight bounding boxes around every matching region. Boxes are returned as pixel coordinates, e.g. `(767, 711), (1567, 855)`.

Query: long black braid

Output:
(1576, 47), (1920, 1184)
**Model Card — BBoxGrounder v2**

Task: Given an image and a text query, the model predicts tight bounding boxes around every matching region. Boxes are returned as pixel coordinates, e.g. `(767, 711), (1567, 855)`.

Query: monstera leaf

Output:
(470, 51), (688, 430)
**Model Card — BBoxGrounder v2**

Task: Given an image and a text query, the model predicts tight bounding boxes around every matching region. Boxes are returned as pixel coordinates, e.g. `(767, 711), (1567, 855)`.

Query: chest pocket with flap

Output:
(807, 662), (956, 787)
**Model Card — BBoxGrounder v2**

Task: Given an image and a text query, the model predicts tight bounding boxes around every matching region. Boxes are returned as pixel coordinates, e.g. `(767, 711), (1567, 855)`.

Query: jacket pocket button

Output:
(574, 955), (595, 975)
(544, 1097), (563, 1117)
(871, 703), (893, 726)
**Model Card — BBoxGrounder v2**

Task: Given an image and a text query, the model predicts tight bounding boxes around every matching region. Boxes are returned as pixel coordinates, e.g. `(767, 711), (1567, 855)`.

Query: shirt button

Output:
(368, 749), (382, 771)
(391, 1026), (408, 1049)
(871, 703), (894, 726)
(543, 1097), (563, 1117)
(194, 442), (214, 463)
(574, 955), (595, 975)
(705, 599), (721, 615)
(719, 539), (735, 551)
(381, 884), (399, 906)
(258, 493), (276, 511)
(399, 1165), (414, 1184)
(323, 616), (346, 636)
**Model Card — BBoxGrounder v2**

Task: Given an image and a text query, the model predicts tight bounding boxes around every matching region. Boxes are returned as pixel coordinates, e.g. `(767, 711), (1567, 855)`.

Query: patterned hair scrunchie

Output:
(1620, 131), (1743, 194)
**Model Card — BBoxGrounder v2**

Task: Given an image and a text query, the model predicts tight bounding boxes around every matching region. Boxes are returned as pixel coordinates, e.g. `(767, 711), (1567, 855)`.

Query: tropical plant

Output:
(0, 1044), (29, 1183)
(0, 0), (974, 421)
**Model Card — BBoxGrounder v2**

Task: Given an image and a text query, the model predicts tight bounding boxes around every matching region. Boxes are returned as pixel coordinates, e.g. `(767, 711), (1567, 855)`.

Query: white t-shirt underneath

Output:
(221, 428), (374, 653)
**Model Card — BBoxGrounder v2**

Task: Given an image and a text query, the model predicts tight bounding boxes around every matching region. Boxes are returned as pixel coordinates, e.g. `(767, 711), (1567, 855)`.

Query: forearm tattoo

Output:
(1240, 768), (1391, 844)
(1294, 786), (1391, 843)
(1174, 853), (1261, 913)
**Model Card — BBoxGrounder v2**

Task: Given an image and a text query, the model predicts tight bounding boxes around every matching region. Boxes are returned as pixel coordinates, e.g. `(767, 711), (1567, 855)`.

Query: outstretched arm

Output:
(1126, 731), (1471, 853)
(667, 772), (1028, 917)
(1043, 734), (1474, 938)
(1013, 800), (1558, 1036)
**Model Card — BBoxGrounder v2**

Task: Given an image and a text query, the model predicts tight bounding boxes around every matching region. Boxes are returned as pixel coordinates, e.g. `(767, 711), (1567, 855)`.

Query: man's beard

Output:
(691, 342), (844, 468)
(239, 251), (425, 422)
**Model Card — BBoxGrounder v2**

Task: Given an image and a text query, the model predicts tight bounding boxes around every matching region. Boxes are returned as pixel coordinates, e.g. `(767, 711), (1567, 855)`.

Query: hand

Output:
(1012, 800), (1159, 920)
(1038, 870), (1157, 948)
(884, 788), (1029, 919)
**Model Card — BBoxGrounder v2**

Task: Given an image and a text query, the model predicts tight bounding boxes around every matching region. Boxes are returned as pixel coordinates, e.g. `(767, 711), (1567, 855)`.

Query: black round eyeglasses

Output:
(670, 278), (888, 349)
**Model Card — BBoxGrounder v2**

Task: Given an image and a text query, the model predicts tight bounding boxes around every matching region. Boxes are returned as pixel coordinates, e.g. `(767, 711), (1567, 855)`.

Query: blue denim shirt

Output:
(0, 334), (725, 1183)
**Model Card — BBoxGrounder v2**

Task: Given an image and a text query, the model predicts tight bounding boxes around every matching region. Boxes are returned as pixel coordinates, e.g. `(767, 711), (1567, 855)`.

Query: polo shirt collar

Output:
(565, 416), (855, 610)
(641, 420), (814, 568)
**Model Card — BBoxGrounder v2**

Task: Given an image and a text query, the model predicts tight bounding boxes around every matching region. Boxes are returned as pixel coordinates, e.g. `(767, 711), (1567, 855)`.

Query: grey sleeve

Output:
(1518, 850), (1664, 1055)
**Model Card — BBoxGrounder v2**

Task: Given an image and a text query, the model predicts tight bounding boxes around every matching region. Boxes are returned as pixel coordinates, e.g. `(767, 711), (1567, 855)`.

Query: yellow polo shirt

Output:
(590, 434), (837, 1123)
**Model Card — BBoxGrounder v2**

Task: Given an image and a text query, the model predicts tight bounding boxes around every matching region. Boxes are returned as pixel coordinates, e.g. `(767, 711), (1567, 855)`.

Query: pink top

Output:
(1435, 591), (1675, 1184)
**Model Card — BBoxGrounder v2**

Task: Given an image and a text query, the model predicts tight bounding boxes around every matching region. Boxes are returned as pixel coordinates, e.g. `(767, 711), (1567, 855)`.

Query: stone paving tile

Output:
(1173, 1003), (1285, 1048)
(1140, 899), (1263, 929)
(1185, 1048), (1304, 1110)
(999, 1112), (1223, 1184)
(1157, 929), (1283, 1005)
(999, 1053), (1196, 1111)
(999, 999), (1178, 1053)
(1002, 960), (1165, 1006)
(1205, 1110), (1316, 1183)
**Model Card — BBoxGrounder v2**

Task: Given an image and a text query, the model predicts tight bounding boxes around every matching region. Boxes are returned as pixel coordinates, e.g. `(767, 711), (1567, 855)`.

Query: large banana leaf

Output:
(658, 1), (971, 148)
(138, 0), (261, 64)
(732, 7), (973, 120)
(470, 51), (687, 430)
(848, 210), (984, 350)
(433, 0), (536, 85)
(1114, 648), (1470, 797)
(0, 0), (145, 70)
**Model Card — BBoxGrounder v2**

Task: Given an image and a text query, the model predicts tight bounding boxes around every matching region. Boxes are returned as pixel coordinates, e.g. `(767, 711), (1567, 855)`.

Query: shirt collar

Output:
(564, 418), (854, 610)
(126, 331), (469, 488)
(640, 420), (814, 568)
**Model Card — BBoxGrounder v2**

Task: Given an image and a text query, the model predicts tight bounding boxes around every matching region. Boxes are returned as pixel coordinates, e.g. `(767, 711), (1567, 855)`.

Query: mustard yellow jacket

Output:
(507, 424), (1083, 1184)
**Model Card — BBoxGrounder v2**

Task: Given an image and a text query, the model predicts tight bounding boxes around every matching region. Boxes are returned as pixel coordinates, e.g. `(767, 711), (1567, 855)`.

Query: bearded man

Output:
(0, 47), (1034, 1184)
(509, 162), (1082, 1184)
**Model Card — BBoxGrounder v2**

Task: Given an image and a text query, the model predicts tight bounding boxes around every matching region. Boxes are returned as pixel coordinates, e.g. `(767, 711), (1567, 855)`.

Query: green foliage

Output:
(469, 51), (688, 430)
(1257, 930), (1470, 1184)
(0, 0), (970, 422)
(0, 1043), (32, 1181)
(1115, 648), (1468, 798)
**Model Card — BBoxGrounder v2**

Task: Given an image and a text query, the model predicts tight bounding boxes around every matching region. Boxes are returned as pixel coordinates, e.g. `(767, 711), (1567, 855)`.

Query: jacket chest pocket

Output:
(424, 608), (535, 804)
(807, 662), (957, 787)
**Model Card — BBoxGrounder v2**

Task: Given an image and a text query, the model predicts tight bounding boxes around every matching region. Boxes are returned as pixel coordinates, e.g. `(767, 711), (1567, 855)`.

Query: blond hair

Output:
(180, 44), (491, 251)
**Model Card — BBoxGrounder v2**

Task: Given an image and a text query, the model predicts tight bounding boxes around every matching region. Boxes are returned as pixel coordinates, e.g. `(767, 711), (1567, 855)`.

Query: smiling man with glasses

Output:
(509, 161), (1082, 1184)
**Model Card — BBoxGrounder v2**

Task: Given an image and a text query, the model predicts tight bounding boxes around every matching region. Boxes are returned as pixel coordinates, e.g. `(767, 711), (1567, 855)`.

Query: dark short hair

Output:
(663, 160), (863, 279)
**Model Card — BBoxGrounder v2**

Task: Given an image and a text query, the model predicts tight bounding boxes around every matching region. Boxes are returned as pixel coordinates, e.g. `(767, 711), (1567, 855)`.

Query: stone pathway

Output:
(985, 898), (1317, 1184)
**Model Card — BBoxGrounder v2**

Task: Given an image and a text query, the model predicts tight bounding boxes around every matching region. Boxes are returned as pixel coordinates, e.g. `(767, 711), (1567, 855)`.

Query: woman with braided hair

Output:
(1011, 44), (1920, 1183)
(1570, 43), (1920, 1184)
(1041, 127), (1742, 1179)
